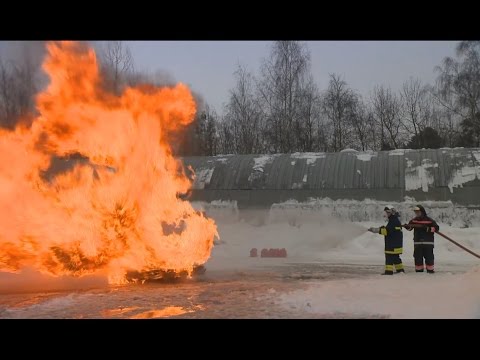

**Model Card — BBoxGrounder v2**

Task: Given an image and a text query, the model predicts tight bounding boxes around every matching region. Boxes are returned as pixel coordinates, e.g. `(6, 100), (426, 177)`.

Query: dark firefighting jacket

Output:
(379, 213), (403, 254)
(406, 206), (440, 246)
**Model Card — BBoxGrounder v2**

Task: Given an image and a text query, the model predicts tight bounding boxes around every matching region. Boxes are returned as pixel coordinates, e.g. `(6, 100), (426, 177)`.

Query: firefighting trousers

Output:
(385, 253), (404, 273)
(413, 244), (434, 271)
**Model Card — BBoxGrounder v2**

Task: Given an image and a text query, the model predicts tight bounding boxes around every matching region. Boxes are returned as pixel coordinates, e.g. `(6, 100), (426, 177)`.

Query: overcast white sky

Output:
(124, 41), (457, 111)
(0, 41), (458, 112)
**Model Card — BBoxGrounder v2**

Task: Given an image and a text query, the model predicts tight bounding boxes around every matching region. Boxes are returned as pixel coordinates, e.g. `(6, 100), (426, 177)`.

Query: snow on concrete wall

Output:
(193, 198), (480, 228)
(270, 198), (480, 227)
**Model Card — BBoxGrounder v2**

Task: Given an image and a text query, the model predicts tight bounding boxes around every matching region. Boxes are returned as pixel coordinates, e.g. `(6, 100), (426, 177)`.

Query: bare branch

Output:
(99, 41), (135, 95)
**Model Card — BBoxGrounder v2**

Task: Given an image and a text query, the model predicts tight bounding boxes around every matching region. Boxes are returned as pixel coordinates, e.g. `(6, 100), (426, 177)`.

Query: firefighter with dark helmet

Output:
(368, 205), (404, 275)
(404, 205), (439, 273)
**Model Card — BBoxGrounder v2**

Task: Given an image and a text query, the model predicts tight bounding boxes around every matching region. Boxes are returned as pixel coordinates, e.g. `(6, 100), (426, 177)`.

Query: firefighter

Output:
(404, 205), (439, 273)
(368, 205), (404, 275)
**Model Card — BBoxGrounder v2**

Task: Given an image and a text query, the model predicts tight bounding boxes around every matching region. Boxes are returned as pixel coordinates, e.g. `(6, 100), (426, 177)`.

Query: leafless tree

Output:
(350, 99), (375, 151)
(0, 54), (39, 129)
(436, 108), (460, 147)
(296, 76), (323, 151)
(433, 41), (480, 146)
(224, 64), (263, 154)
(315, 115), (331, 152)
(99, 41), (134, 95)
(0, 59), (17, 128)
(197, 104), (219, 156)
(257, 41), (312, 153)
(217, 118), (236, 155)
(371, 85), (403, 149)
(322, 74), (357, 151)
(400, 78), (430, 137)
(0, 42), (45, 128)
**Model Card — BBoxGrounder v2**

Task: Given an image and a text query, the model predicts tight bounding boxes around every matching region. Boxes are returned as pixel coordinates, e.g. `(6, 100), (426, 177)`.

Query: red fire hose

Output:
(403, 224), (480, 260)
(436, 231), (480, 259)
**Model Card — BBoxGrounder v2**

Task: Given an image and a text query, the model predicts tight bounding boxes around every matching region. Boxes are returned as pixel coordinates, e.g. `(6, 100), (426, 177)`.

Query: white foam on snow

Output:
(205, 201), (480, 318)
(202, 198), (480, 261)
(193, 198), (480, 318)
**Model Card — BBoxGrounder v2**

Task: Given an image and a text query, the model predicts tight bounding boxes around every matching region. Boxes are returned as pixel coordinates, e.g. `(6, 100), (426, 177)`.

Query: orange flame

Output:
(0, 41), (218, 283)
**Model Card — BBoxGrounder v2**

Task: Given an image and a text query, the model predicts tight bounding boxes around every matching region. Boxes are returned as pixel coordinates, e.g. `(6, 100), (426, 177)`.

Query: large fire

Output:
(0, 41), (218, 283)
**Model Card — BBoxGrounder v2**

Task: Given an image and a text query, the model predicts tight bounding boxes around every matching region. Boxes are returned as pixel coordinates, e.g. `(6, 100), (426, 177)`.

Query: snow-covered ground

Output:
(196, 199), (480, 318)
(1, 199), (479, 318)
(275, 267), (480, 319)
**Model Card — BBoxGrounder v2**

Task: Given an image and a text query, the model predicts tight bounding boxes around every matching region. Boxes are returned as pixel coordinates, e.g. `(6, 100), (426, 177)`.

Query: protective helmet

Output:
(384, 205), (395, 213)
(413, 205), (426, 216)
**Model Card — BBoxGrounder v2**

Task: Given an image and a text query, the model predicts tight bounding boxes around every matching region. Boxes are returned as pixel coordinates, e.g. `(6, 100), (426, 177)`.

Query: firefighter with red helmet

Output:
(404, 205), (439, 273)
(368, 205), (404, 275)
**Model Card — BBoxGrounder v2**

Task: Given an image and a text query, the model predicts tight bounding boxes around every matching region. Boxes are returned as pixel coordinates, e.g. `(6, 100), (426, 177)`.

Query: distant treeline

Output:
(1, 41), (479, 156)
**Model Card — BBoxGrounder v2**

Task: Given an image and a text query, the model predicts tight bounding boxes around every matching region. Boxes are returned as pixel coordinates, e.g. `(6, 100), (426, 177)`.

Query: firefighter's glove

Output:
(379, 226), (387, 236)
